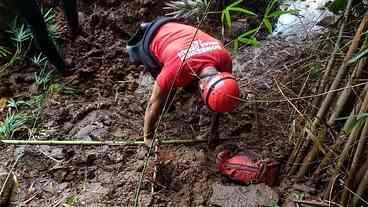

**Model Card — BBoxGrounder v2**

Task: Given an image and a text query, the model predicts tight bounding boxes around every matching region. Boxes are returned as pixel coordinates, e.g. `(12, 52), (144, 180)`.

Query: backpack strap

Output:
(127, 17), (178, 78)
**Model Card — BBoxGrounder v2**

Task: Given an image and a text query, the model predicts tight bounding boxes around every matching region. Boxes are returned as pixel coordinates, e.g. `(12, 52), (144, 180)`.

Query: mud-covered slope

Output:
(0, 0), (306, 206)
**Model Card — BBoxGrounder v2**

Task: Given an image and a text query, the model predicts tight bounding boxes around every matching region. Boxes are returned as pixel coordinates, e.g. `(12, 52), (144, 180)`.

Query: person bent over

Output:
(127, 17), (240, 147)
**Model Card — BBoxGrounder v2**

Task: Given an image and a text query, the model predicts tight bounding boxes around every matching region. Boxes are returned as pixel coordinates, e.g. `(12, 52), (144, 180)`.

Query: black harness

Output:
(126, 17), (178, 79)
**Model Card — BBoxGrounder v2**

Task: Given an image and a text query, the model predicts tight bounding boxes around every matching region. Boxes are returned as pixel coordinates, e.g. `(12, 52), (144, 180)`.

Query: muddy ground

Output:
(0, 0), (310, 206)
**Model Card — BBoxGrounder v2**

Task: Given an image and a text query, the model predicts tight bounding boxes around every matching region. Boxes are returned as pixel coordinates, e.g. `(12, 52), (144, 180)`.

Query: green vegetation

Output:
(164, 0), (210, 19)
(64, 195), (80, 206)
(0, 7), (63, 139)
(1, 8), (61, 73)
(0, 113), (29, 138)
(221, 0), (298, 49)
(41, 8), (61, 43)
(0, 46), (10, 58)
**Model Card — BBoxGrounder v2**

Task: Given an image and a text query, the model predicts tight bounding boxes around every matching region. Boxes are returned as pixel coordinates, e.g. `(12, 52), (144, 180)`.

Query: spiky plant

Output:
(1, 8), (61, 72)
(1, 18), (32, 70)
(8, 19), (32, 44)
(41, 8), (61, 41)
(0, 46), (11, 58)
(34, 66), (53, 89)
(164, 0), (209, 19)
(0, 112), (29, 138)
(31, 53), (47, 66)
(7, 99), (32, 111)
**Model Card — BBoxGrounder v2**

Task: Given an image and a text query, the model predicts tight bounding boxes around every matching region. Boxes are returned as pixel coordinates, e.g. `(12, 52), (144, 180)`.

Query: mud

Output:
(0, 0), (306, 206)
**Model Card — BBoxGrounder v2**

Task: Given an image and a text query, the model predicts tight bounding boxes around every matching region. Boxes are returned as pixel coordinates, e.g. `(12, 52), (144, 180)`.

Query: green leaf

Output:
(239, 28), (258, 38)
(268, 9), (299, 17)
(263, 18), (273, 33)
(265, 0), (278, 14)
(238, 37), (261, 47)
(221, 9), (232, 28)
(343, 113), (368, 134)
(233, 39), (239, 51)
(348, 48), (368, 64)
(357, 112), (368, 121)
(327, 0), (347, 14)
(0, 46), (11, 58)
(0, 113), (29, 138)
(228, 7), (256, 16)
(228, 0), (243, 8)
(43, 8), (55, 23)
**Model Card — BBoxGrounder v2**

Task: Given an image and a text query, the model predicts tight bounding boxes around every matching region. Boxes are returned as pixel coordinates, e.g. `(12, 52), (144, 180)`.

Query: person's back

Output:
(150, 22), (233, 92)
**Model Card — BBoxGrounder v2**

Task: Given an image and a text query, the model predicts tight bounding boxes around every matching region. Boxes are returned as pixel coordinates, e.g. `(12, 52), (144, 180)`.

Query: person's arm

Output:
(144, 81), (168, 146)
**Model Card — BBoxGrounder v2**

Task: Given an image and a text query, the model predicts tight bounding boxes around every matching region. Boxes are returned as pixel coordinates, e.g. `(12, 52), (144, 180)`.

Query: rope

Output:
(133, 1), (213, 206)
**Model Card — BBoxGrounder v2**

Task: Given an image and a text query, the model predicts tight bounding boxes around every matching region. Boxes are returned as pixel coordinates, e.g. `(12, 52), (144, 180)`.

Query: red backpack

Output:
(216, 149), (280, 186)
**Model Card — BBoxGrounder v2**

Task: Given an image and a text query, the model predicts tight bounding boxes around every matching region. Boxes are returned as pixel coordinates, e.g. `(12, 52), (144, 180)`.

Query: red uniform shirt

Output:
(150, 22), (232, 92)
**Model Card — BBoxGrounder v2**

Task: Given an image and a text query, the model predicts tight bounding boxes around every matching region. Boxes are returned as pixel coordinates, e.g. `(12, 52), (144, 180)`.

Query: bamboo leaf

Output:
(238, 28), (258, 38)
(348, 48), (368, 64)
(265, 0), (278, 14)
(357, 112), (368, 121)
(238, 37), (261, 47)
(223, 10), (232, 27)
(228, 0), (243, 8)
(228, 7), (256, 16)
(344, 118), (364, 135)
(233, 39), (239, 51)
(263, 18), (273, 33)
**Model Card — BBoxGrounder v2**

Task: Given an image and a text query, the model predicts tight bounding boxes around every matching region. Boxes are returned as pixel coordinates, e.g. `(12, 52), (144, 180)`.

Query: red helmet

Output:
(200, 72), (240, 112)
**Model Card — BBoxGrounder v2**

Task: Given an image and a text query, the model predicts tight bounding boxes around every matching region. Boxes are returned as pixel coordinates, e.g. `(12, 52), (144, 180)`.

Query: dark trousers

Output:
(13, 0), (79, 70)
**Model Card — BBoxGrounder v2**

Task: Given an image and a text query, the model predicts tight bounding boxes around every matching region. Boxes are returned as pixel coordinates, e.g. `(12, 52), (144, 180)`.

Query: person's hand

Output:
(144, 135), (153, 147)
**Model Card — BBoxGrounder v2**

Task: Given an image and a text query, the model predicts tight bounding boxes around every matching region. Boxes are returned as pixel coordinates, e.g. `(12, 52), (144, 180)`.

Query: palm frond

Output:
(164, 0), (209, 18)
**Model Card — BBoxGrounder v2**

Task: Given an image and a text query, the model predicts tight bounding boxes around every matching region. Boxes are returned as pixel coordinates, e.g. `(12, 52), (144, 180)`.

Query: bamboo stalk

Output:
(354, 159), (368, 188)
(304, 85), (368, 177)
(295, 15), (368, 178)
(324, 93), (368, 199)
(312, 135), (345, 178)
(1, 139), (209, 146)
(312, 0), (354, 108)
(319, 15), (368, 123)
(324, 128), (363, 200)
(352, 167), (368, 206)
(341, 119), (368, 205)
(287, 127), (305, 174)
(328, 58), (367, 126)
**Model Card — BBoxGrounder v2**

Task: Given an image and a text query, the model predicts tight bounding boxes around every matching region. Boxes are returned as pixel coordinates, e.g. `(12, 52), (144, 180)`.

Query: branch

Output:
(1, 139), (209, 146)
(292, 199), (343, 207)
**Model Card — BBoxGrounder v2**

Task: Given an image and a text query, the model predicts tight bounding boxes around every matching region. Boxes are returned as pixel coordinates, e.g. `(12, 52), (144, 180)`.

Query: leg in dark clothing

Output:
(14, 0), (65, 70)
(62, 0), (80, 36)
